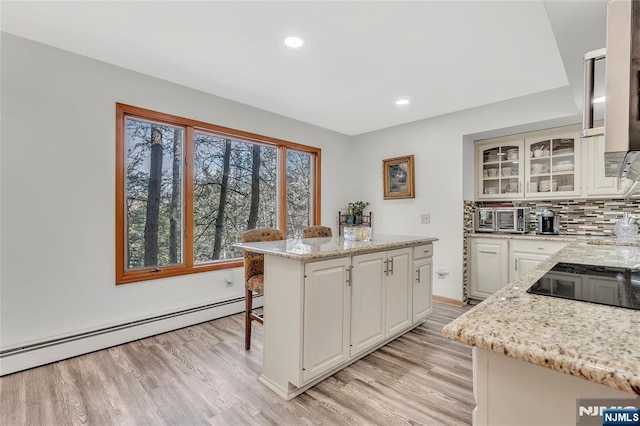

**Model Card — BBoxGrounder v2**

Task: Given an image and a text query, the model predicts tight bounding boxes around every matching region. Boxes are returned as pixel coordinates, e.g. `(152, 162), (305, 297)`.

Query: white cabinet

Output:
(475, 125), (631, 200)
(510, 253), (548, 281)
(524, 131), (581, 199)
(350, 252), (385, 356)
(470, 237), (568, 299)
(476, 138), (525, 199)
(256, 240), (434, 400)
(412, 245), (433, 322)
(302, 257), (351, 383)
(469, 238), (509, 299)
(583, 135), (631, 196)
(508, 239), (568, 282)
(476, 130), (582, 200)
(351, 247), (412, 357)
(385, 248), (412, 337)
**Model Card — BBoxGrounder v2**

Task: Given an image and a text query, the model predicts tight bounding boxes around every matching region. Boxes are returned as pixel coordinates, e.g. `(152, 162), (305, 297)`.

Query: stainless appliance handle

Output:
(582, 48), (606, 137)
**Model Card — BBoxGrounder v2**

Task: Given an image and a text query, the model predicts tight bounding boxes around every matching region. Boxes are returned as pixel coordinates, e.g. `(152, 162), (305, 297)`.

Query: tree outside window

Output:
(116, 104), (321, 284)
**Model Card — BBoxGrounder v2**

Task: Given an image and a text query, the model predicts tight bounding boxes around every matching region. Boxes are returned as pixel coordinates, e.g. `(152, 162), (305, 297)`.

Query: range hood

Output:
(583, 0), (640, 181)
(604, 0), (640, 180)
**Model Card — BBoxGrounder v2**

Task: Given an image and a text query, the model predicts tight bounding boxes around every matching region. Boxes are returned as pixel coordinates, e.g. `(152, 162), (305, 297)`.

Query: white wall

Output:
(351, 87), (579, 301)
(0, 31), (590, 350)
(0, 34), (351, 349)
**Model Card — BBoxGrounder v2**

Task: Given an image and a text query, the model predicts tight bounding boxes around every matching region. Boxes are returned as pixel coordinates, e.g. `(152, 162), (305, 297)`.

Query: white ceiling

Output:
(1, 1), (607, 136)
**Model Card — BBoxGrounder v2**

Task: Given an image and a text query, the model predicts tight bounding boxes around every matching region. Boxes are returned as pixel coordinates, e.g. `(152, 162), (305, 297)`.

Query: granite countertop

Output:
(443, 241), (640, 395)
(234, 234), (438, 261)
(467, 232), (640, 247)
(466, 232), (582, 242)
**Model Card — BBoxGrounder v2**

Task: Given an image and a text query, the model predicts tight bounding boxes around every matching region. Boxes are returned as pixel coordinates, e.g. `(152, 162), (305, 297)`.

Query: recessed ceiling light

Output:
(284, 36), (305, 48)
(593, 96), (606, 104)
(395, 99), (410, 106)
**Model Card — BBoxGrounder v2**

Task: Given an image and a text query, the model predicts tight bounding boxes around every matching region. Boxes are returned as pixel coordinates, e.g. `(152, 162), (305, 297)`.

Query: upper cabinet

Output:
(475, 125), (629, 200)
(524, 131), (581, 198)
(583, 135), (632, 196)
(477, 140), (525, 199)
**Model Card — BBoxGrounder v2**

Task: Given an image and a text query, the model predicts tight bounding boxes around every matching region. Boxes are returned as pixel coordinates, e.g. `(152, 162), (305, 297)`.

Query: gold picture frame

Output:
(383, 155), (415, 199)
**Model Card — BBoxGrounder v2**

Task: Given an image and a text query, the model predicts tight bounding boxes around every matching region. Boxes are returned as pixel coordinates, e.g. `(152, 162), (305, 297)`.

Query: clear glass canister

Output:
(343, 225), (372, 241)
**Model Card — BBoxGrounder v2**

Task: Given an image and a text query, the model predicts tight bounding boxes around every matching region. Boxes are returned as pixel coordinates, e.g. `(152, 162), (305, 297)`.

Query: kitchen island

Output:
(443, 241), (640, 425)
(234, 234), (437, 400)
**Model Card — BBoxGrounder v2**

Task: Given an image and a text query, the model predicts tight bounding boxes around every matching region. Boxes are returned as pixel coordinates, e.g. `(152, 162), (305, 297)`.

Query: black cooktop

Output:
(526, 262), (640, 310)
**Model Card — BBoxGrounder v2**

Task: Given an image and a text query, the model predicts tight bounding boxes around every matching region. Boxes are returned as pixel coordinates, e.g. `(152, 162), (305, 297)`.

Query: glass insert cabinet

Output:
(478, 142), (524, 199)
(476, 131), (581, 200)
(526, 134), (579, 196)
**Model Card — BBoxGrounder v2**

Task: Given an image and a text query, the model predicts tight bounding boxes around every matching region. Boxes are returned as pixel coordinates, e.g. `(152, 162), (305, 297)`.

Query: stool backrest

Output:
(241, 228), (284, 282)
(302, 225), (333, 238)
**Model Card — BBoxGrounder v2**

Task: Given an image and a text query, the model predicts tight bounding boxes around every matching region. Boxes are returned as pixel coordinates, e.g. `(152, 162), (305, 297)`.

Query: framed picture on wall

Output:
(383, 155), (415, 199)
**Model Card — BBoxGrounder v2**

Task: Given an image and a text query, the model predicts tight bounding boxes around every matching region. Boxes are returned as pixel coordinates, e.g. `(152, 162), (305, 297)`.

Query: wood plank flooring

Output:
(0, 302), (473, 425)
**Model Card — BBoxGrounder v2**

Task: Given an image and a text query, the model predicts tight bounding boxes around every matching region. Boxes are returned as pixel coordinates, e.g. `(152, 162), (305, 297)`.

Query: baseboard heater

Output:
(0, 295), (261, 376)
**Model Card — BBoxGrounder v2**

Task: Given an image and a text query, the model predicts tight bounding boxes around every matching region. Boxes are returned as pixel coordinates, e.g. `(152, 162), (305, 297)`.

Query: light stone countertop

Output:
(443, 241), (640, 395)
(467, 232), (640, 246)
(234, 234), (438, 261)
(466, 232), (584, 243)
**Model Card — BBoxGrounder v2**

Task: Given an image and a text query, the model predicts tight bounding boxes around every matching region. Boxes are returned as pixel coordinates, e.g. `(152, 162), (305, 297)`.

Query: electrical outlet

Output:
(420, 214), (430, 224)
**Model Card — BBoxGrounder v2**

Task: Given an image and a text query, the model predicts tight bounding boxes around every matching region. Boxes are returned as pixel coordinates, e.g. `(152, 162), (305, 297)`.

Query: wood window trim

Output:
(115, 103), (321, 285)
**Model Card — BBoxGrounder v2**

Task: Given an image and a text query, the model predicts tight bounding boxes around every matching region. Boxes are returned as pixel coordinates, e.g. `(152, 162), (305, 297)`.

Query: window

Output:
(116, 104), (321, 284)
(286, 150), (315, 239)
(192, 131), (277, 262)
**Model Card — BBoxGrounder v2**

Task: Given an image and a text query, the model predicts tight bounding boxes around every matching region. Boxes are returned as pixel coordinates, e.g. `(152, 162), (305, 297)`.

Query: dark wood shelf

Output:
(338, 211), (373, 236)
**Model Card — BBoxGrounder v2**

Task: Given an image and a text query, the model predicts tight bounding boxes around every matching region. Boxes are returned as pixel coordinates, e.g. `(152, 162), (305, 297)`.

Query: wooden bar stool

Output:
(241, 228), (284, 350)
(302, 225), (332, 238)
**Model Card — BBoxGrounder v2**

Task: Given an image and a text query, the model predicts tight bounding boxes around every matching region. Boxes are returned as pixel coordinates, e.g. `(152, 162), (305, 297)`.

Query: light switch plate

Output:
(420, 214), (430, 224)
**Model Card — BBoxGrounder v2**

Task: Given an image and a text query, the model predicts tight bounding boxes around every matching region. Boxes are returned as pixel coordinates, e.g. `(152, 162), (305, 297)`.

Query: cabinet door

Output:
(385, 248), (412, 337)
(476, 140), (524, 200)
(525, 132), (581, 198)
(584, 135), (630, 196)
(470, 239), (508, 299)
(302, 257), (351, 383)
(509, 251), (549, 282)
(350, 252), (385, 357)
(508, 240), (568, 282)
(413, 258), (433, 323)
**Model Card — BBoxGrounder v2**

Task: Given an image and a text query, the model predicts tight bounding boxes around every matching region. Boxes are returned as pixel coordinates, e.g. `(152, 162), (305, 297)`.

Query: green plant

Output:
(347, 201), (370, 216)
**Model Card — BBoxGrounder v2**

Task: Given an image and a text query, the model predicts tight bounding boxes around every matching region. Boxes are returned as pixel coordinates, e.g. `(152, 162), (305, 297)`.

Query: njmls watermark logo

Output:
(577, 398), (640, 426)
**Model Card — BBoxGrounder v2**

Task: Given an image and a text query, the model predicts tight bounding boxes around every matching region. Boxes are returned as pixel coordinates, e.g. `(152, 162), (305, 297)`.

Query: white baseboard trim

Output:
(0, 296), (262, 376)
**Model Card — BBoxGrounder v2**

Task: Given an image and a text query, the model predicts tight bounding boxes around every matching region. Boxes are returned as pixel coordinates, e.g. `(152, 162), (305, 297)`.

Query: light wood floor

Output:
(1, 302), (474, 425)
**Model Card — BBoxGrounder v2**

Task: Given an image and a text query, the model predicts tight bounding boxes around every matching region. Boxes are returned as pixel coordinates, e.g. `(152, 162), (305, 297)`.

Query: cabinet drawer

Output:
(509, 239), (567, 256)
(413, 244), (433, 259)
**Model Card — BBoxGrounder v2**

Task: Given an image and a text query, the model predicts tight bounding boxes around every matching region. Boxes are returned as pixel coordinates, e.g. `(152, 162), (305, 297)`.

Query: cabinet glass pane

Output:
(481, 144), (520, 196)
(550, 138), (576, 193)
(529, 137), (576, 194)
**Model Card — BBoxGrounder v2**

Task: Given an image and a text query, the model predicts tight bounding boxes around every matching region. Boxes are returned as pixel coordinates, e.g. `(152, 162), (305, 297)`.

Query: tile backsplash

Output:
(471, 198), (640, 235)
(462, 198), (640, 303)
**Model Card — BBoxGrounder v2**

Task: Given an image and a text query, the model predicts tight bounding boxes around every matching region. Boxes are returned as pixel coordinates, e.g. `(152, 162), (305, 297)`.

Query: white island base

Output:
(259, 319), (424, 401)
(234, 236), (436, 400)
(473, 348), (636, 426)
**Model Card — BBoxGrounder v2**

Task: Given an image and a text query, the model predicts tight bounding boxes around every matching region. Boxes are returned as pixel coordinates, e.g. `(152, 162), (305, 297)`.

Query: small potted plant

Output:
(348, 201), (370, 224)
